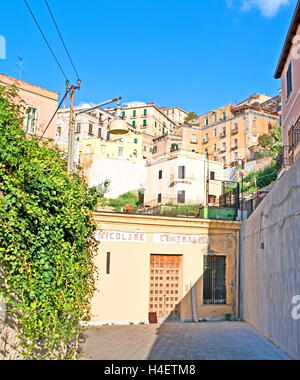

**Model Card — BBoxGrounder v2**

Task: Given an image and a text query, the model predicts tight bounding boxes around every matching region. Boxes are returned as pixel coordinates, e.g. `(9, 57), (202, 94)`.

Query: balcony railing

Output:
(231, 129), (238, 135)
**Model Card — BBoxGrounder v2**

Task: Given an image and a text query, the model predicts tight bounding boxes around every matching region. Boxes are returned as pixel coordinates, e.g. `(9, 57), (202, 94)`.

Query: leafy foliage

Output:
(108, 192), (139, 213)
(241, 162), (277, 194)
(0, 86), (99, 359)
(258, 125), (282, 157)
(184, 112), (198, 124)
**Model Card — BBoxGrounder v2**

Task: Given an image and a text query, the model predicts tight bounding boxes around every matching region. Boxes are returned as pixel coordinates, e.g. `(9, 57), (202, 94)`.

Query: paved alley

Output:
(80, 322), (290, 360)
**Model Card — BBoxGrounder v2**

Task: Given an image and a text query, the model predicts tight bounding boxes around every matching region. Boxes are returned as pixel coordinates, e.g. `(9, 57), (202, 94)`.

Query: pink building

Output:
(0, 73), (59, 140)
(275, 0), (300, 173)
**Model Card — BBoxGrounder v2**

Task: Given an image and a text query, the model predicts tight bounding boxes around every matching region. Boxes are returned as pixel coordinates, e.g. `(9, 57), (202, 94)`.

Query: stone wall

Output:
(240, 158), (300, 360)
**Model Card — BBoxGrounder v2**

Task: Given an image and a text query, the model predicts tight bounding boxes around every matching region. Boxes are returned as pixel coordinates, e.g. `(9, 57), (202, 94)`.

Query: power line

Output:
(23, 0), (69, 82)
(44, 0), (80, 80)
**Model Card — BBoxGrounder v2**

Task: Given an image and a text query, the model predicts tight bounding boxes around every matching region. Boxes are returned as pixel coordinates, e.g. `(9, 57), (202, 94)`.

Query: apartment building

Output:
(275, 0), (300, 173)
(80, 130), (153, 163)
(187, 94), (280, 167)
(107, 101), (177, 137)
(144, 150), (223, 207)
(55, 104), (115, 159)
(160, 107), (188, 126)
(0, 73), (59, 139)
(79, 131), (150, 199)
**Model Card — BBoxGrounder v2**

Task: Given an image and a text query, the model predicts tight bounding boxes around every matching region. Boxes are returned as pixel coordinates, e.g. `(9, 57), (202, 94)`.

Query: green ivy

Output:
(0, 86), (99, 359)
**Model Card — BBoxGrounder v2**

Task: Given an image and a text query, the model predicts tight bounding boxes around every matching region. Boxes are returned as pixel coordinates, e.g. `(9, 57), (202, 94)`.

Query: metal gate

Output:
(149, 255), (182, 321)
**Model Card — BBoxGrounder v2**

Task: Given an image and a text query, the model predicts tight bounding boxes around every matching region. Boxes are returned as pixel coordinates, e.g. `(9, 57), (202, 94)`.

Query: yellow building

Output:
(107, 101), (178, 137)
(187, 94), (280, 167)
(89, 212), (240, 325)
(80, 130), (152, 162)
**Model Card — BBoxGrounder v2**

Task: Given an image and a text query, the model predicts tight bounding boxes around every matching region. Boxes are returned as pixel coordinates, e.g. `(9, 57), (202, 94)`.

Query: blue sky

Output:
(0, 0), (297, 114)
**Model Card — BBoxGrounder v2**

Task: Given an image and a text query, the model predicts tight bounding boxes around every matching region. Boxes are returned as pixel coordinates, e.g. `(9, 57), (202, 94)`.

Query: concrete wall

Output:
(240, 157), (300, 360)
(83, 156), (146, 199)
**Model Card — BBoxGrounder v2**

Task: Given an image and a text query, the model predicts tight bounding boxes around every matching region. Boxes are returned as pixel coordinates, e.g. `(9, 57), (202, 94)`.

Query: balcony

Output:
(220, 133), (227, 139)
(231, 146), (238, 151)
(203, 138), (209, 144)
(231, 128), (238, 136)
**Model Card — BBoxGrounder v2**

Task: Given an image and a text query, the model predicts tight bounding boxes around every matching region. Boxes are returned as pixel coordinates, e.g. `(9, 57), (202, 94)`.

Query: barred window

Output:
(203, 256), (226, 305)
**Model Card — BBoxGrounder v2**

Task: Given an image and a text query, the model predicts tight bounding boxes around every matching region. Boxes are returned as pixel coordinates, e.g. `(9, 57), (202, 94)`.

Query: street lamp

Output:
(109, 102), (129, 135)
(68, 97), (129, 174)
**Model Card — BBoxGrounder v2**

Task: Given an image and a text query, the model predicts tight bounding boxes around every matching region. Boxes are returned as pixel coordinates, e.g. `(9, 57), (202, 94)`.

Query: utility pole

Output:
(67, 79), (81, 174)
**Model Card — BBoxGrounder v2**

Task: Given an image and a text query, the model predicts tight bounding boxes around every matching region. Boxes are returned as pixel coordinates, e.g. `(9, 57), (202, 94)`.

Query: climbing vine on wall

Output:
(0, 86), (99, 359)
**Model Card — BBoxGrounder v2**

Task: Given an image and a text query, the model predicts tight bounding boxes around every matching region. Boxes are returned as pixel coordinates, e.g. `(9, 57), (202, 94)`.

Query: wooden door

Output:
(149, 255), (182, 321)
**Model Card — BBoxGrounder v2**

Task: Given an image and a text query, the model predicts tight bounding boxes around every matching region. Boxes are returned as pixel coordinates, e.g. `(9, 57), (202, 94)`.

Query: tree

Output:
(0, 86), (99, 359)
(258, 124), (282, 157)
(184, 112), (198, 124)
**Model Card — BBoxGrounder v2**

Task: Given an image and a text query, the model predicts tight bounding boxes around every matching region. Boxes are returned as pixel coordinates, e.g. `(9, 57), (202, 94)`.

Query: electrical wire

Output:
(44, 0), (80, 80)
(23, 0), (69, 82)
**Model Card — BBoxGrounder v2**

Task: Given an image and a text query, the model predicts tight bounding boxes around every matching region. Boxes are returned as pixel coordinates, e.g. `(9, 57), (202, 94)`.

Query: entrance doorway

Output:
(149, 255), (182, 322)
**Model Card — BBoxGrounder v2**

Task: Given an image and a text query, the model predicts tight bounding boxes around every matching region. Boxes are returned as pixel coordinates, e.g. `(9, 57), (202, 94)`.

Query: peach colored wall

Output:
(90, 213), (240, 325)
(0, 74), (58, 140)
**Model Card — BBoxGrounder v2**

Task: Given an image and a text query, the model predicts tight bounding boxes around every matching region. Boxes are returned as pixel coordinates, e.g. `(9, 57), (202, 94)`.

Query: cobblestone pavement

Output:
(80, 322), (290, 360)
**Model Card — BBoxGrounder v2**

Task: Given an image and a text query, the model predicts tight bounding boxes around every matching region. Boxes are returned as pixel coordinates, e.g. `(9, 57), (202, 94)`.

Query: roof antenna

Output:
(16, 56), (24, 80)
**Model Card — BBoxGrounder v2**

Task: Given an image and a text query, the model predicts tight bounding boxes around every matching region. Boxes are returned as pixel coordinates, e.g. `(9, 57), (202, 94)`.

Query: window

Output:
(191, 134), (197, 144)
(106, 253), (111, 275)
(287, 62), (293, 99)
(234, 152), (239, 161)
(213, 113), (217, 123)
(204, 133), (209, 143)
(25, 107), (38, 134)
(134, 138), (138, 144)
(213, 128), (217, 138)
(86, 145), (92, 154)
(252, 119), (257, 128)
(159, 170), (163, 180)
(106, 131), (110, 141)
(56, 126), (61, 137)
(158, 193), (162, 204)
(122, 111), (125, 119)
(205, 148), (209, 156)
(133, 150), (138, 157)
(234, 139), (238, 147)
(222, 127), (226, 137)
(210, 171), (215, 180)
(132, 120), (136, 127)
(88, 124), (93, 135)
(253, 133), (258, 143)
(98, 128), (102, 138)
(76, 123), (81, 133)
(133, 110), (136, 117)
(204, 117), (209, 126)
(177, 190), (185, 204)
(213, 144), (217, 152)
(118, 148), (124, 157)
(203, 256), (226, 305)
(178, 166), (186, 179)
(144, 109), (147, 116)
(222, 112), (226, 120)
(143, 120), (147, 127)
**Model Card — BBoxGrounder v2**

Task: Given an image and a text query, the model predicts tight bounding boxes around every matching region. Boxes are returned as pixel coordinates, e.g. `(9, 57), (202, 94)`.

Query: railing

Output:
(231, 129), (238, 135)
(276, 145), (292, 173)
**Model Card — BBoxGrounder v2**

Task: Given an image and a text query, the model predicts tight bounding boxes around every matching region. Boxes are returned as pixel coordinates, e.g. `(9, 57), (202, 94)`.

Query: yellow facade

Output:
(89, 212), (240, 325)
(187, 97), (280, 167)
(80, 131), (150, 162)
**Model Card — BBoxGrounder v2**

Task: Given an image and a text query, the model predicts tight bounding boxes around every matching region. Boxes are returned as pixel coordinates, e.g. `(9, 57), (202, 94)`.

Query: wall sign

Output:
(95, 230), (146, 243)
(154, 233), (209, 245)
